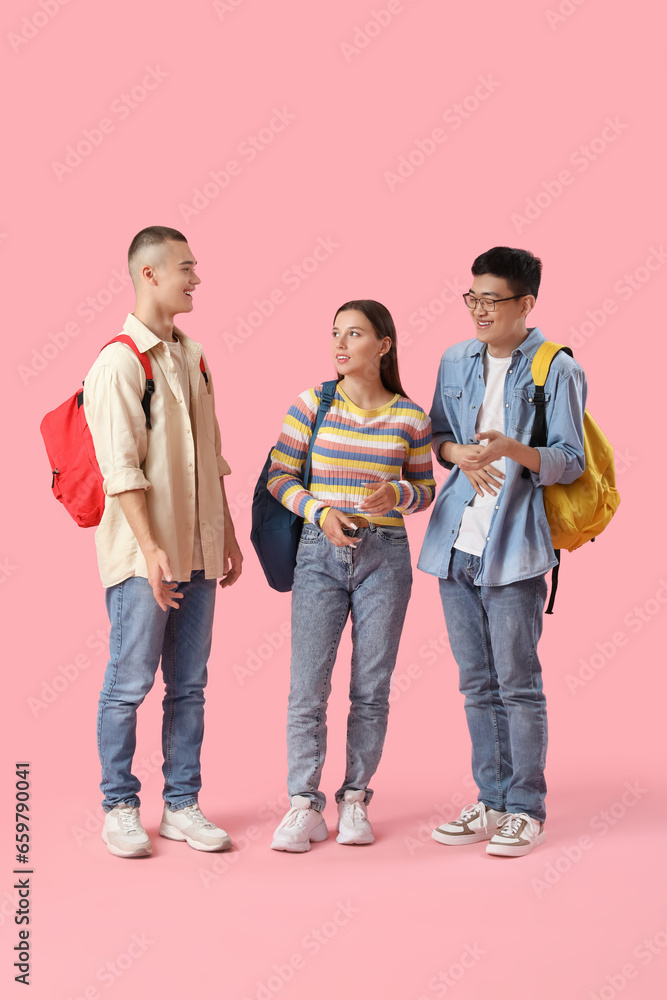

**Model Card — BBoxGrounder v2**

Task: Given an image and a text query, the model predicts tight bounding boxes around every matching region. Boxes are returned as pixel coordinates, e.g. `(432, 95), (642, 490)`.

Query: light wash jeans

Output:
(286, 522), (413, 812)
(439, 548), (549, 822)
(97, 570), (216, 812)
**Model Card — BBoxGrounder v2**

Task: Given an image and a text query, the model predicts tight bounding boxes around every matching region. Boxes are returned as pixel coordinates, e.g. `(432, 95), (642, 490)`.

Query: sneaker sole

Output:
(335, 831), (375, 845)
(270, 820), (328, 852)
(102, 830), (152, 858)
(432, 828), (493, 846)
(486, 831), (546, 857)
(158, 822), (232, 852)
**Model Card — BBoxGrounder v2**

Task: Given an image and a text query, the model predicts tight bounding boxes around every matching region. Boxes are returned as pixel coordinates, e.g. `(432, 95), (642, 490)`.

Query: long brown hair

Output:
(333, 299), (408, 398)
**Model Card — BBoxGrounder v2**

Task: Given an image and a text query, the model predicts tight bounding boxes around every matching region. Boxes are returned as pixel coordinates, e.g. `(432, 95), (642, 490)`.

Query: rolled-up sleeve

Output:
(531, 368), (587, 488)
(429, 364), (457, 471)
(84, 364), (151, 497)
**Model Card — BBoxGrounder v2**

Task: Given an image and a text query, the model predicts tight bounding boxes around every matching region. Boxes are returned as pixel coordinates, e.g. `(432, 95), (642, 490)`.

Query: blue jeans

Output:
(439, 549), (549, 822)
(287, 522), (413, 811)
(97, 570), (216, 812)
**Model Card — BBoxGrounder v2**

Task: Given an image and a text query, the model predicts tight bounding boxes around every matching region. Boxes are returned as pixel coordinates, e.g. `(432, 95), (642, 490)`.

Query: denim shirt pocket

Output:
(512, 387), (552, 435)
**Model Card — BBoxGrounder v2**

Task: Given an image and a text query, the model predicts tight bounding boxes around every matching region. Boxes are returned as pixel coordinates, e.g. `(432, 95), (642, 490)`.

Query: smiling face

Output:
(468, 273), (534, 357)
(332, 309), (391, 380)
(145, 239), (201, 316)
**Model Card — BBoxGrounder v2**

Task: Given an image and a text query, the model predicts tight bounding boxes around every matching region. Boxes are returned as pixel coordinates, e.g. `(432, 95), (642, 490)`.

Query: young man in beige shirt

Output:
(84, 225), (242, 858)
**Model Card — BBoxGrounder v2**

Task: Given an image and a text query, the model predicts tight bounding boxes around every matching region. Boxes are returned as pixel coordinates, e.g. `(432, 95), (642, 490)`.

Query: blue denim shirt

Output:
(417, 327), (587, 586)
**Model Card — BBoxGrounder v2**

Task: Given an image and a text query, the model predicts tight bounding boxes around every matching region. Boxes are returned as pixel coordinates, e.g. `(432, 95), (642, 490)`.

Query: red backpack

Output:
(40, 335), (207, 527)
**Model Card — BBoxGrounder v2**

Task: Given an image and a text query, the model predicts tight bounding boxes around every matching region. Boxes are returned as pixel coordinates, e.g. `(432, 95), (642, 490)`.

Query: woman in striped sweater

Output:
(267, 299), (435, 852)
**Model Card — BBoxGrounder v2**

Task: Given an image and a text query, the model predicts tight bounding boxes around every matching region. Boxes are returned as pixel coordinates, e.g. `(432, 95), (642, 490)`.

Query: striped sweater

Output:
(267, 384), (435, 527)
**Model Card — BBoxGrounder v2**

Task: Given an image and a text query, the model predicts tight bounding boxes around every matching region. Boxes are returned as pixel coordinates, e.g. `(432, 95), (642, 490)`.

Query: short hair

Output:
(128, 225), (188, 277)
(471, 246), (542, 298)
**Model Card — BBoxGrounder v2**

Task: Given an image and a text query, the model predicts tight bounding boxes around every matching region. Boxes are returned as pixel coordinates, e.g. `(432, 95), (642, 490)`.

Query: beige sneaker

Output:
(270, 795), (329, 852)
(102, 803), (152, 858)
(486, 812), (545, 857)
(336, 789), (375, 845)
(432, 802), (508, 846)
(159, 803), (232, 852)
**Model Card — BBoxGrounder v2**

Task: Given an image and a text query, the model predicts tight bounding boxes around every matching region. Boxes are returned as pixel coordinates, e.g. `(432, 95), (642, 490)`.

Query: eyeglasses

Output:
(462, 293), (524, 312)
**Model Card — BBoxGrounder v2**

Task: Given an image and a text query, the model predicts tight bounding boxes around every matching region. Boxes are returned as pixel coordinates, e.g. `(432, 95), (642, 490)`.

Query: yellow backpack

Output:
(525, 342), (620, 612)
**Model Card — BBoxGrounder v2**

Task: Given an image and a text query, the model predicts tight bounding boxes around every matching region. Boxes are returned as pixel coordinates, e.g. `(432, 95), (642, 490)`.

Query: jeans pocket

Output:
(375, 527), (409, 545)
(299, 525), (321, 545)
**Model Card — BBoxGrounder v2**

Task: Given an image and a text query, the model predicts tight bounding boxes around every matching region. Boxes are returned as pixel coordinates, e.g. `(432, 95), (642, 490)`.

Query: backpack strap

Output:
(303, 380), (338, 489)
(522, 341), (574, 615)
(99, 334), (155, 429)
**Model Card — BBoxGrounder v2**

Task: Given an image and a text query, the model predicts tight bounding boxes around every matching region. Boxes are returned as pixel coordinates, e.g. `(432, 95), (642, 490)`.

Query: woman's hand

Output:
(356, 482), (398, 516)
(321, 509), (361, 547)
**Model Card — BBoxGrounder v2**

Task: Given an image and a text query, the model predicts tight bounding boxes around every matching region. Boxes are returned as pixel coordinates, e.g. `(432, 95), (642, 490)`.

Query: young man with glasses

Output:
(418, 246), (586, 856)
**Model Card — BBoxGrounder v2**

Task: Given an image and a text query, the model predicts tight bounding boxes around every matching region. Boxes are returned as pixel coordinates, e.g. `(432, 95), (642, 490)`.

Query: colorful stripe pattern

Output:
(267, 385), (435, 526)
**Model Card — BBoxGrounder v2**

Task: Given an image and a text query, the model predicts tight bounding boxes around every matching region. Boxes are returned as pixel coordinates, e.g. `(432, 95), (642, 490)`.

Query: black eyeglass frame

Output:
(462, 293), (526, 312)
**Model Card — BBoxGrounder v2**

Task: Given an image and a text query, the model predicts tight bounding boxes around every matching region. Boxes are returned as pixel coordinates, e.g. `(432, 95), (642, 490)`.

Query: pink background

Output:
(2, 1), (665, 997)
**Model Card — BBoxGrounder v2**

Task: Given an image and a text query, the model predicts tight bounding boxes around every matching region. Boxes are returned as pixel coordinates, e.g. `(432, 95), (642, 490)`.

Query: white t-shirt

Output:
(454, 352), (512, 557)
(168, 338), (204, 572)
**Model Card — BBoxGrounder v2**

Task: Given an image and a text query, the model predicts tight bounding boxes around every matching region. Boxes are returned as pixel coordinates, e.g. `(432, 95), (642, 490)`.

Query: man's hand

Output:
(356, 481), (397, 516)
(219, 533), (243, 589)
(321, 509), (361, 547)
(145, 547), (183, 611)
(441, 440), (505, 497)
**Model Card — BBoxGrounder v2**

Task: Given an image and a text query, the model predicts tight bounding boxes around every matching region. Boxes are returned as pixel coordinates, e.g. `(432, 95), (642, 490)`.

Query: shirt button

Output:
(469, 439), (475, 443)
(495, 505), (499, 510)
(188, 462), (193, 468)
(505, 403), (509, 408)
(486, 536), (490, 541)
(186, 429), (191, 434)
(472, 405), (476, 410)
(509, 369), (513, 374)
(451, 530), (455, 534)
(188, 491), (193, 498)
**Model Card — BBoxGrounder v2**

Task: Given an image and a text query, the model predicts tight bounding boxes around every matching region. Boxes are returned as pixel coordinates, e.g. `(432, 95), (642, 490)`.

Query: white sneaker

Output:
(486, 812), (545, 857)
(336, 789), (375, 845)
(158, 803), (232, 852)
(102, 803), (152, 858)
(270, 795), (328, 852)
(432, 802), (508, 846)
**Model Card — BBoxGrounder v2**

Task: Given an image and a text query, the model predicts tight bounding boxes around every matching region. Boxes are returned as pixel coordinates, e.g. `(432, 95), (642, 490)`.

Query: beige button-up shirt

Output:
(84, 313), (231, 587)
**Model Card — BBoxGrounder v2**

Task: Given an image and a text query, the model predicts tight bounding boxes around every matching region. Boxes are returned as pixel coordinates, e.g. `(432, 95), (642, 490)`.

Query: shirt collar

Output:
(461, 325), (545, 360)
(122, 313), (200, 354)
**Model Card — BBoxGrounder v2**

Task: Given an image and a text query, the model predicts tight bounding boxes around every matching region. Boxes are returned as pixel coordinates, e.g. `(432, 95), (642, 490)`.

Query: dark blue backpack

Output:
(250, 381), (337, 592)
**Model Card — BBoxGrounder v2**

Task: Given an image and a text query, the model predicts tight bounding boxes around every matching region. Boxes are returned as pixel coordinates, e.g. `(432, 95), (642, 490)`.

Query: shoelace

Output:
(280, 807), (309, 830)
(118, 807), (143, 835)
(181, 805), (215, 829)
(452, 803), (481, 827)
(497, 813), (528, 837)
(341, 801), (368, 828)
